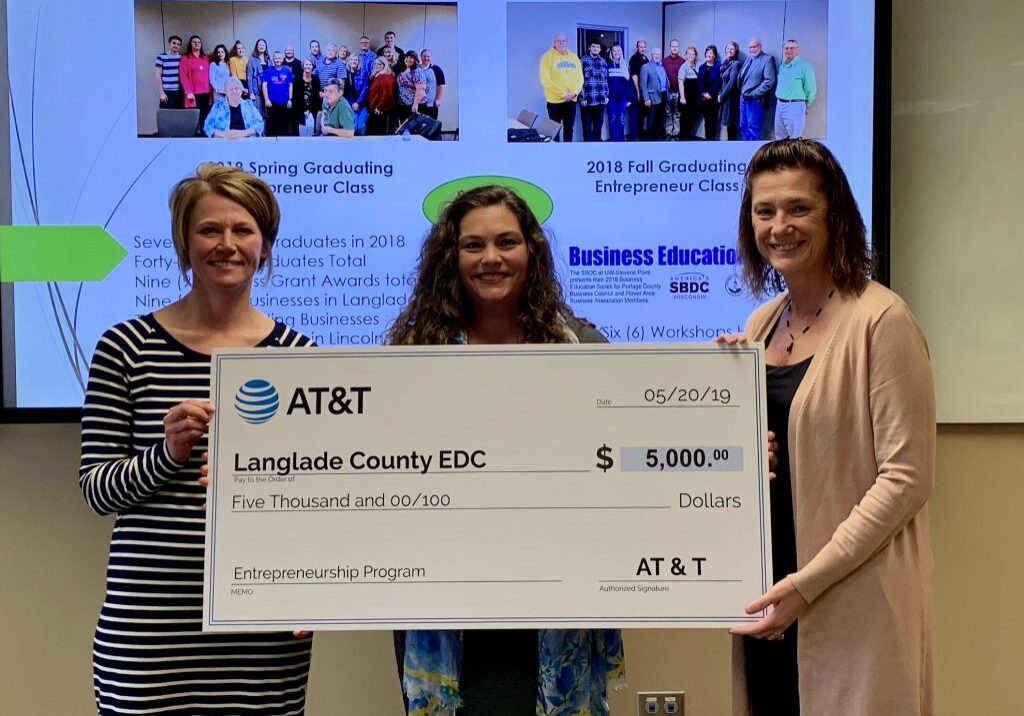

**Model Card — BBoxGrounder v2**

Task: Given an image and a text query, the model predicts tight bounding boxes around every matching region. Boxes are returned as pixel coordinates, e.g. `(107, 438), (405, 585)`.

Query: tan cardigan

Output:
(733, 281), (935, 715)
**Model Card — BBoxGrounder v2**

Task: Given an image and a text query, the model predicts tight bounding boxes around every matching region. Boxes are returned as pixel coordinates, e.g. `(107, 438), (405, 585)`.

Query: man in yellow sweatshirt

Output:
(539, 32), (584, 141)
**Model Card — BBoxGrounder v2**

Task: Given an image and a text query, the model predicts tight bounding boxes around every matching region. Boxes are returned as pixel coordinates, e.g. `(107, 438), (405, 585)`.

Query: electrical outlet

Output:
(636, 690), (685, 716)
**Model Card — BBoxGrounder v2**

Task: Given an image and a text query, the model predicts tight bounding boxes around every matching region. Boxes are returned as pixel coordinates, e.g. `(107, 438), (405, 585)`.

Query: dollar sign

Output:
(595, 444), (614, 472)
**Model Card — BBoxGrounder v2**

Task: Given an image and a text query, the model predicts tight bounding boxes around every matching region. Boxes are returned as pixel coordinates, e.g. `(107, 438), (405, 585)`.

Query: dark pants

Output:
(628, 97), (647, 140)
(743, 625), (799, 715)
(394, 630), (538, 716)
(546, 100), (577, 142)
(266, 102), (290, 136)
(644, 94), (667, 141)
(159, 90), (182, 109)
(663, 90), (681, 138)
(193, 93), (212, 134)
(680, 78), (700, 139)
(289, 106), (306, 136)
(396, 104), (415, 128)
(580, 103), (605, 141)
(367, 108), (395, 135)
(701, 98), (721, 140)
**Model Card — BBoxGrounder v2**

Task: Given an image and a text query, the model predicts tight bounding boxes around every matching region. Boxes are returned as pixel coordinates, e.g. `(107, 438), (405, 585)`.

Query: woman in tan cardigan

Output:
(721, 140), (935, 715)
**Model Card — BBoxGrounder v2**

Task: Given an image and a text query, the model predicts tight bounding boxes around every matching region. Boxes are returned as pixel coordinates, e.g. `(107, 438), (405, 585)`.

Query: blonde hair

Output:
(169, 163), (280, 278)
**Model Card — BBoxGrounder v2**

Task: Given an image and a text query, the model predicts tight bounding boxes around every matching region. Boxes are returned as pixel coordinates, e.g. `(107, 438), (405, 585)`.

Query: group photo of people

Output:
(135, 1), (459, 140)
(507, 1), (826, 142)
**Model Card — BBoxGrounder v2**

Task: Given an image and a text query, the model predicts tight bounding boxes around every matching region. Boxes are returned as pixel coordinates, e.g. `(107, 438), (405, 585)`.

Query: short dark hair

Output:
(309, 39), (320, 47)
(737, 139), (872, 298)
(168, 35), (182, 44)
(385, 30), (396, 38)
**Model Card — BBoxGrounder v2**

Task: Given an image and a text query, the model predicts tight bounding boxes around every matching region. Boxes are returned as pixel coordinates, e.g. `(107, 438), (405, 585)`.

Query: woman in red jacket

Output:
(366, 56), (398, 136)
(180, 35), (213, 132)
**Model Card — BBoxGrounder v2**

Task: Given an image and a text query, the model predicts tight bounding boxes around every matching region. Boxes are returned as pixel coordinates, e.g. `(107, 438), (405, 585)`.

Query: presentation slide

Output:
(2, 0), (877, 409)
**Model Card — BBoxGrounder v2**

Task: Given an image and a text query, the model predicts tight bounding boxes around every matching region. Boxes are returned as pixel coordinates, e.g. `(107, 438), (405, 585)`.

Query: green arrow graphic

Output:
(0, 225), (127, 282)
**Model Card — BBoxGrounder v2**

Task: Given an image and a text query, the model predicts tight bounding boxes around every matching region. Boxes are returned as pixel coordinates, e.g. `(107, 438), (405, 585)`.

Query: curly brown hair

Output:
(387, 184), (575, 345)
(737, 139), (873, 299)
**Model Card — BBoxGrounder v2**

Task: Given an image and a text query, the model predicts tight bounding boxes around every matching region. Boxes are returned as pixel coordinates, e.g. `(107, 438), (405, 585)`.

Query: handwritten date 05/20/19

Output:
(644, 386), (732, 405)
(636, 556), (708, 577)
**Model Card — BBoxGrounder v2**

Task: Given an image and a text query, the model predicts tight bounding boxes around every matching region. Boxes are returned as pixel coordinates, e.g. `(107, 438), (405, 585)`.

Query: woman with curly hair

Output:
(387, 184), (623, 716)
(389, 184), (602, 346)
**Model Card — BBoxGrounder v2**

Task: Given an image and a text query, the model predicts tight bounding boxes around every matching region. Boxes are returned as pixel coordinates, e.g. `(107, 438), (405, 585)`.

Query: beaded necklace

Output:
(784, 287), (835, 356)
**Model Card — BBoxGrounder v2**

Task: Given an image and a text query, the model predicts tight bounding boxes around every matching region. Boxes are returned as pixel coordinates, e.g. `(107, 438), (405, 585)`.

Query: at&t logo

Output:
(234, 379), (280, 424)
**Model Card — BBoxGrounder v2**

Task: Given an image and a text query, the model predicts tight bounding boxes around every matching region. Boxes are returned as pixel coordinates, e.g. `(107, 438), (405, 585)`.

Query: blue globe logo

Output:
(234, 379), (280, 425)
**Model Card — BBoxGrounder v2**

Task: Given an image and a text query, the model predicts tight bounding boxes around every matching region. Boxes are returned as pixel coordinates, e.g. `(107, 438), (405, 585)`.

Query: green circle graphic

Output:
(422, 176), (554, 224)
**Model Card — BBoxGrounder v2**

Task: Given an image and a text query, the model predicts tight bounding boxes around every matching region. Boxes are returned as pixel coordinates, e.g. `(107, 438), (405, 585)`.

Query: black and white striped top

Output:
(80, 314), (313, 715)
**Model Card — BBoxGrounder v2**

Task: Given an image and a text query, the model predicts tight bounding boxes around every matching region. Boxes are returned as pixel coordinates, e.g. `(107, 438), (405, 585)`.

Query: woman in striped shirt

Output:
(80, 164), (313, 715)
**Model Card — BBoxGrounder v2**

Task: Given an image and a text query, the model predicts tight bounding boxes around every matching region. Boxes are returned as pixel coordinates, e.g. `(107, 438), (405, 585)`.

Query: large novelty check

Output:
(203, 344), (772, 631)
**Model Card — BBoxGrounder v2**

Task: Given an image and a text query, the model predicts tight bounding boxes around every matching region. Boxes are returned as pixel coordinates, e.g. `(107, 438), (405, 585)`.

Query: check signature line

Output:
(598, 579), (743, 583)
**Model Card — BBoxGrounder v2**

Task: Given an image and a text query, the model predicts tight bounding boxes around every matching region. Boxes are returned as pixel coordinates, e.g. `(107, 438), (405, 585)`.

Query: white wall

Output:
(890, 0), (1024, 421)
(135, 2), (459, 135)
(506, 2), (665, 141)
(664, 1), (828, 139)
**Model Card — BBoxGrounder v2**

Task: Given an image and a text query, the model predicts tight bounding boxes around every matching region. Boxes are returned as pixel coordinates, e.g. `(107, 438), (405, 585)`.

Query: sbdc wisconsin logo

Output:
(234, 379), (280, 425)
(668, 272), (711, 300)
